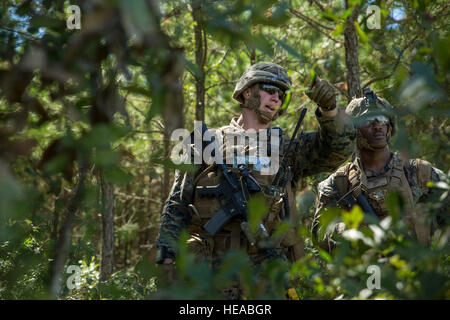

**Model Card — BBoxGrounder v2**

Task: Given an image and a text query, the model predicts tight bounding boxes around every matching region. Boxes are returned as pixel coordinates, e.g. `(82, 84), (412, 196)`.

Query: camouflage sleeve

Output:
(415, 162), (448, 223)
(405, 158), (446, 202)
(405, 159), (449, 232)
(155, 167), (199, 257)
(425, 166), (445, 193)
(423, 166), (445, 200)
(429, 167), (450, 226)
(311, 173), (343, 252)
(290, 107), (356, 178)
(316, 173), (340, 210)
(311, 174), (339, 233)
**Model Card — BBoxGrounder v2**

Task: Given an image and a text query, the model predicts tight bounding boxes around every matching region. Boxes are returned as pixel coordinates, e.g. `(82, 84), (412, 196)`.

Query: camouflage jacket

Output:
(155, 107), (356, 260)
(313, 152), (445, 247)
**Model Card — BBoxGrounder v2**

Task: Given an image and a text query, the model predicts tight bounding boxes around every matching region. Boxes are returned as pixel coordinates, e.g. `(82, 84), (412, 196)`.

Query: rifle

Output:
(264, 107), (308, 220)
(199, 106), (307, 236)
(337, 186), (379, 222)
(198, 162), (262, 236)
(194, 119), (267, 236)
(196, 119), (304, 299)
(198, 156), (296, 297)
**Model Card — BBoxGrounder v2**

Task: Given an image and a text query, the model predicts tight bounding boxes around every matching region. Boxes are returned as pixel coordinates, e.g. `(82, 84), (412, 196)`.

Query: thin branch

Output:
(205, 47), (231, 74)
(132, 130), (164, 134)
(310, 0), (326, 12)
(161, 3), (187, 22)
(334, 83), (350, 101)
(205, 81), (235, 91)
(0, 27), (40, 41)
(115, 191), (162, 204)
(289, 8), (342, 44)
(289, 8), (334, 31)
(362, 35), (419, 88)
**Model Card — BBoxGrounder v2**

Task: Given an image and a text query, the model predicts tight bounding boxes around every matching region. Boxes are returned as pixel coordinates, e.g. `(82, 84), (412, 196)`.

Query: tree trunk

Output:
(123, 242), (128, 267)
(49, 158), (88, 299)
(250, 48), (256, 65)
(344, 1), (362, 100)
(51, 203), (60, 242)
(192, 0), (207, 122)
(160, 132), (171, 214)
(99, 171), (115, 282)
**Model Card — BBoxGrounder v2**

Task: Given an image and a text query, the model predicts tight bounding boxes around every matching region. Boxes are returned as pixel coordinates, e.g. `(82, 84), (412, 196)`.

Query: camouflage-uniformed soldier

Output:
(313, 89), (445, 249)
(155, 62), (356, 276)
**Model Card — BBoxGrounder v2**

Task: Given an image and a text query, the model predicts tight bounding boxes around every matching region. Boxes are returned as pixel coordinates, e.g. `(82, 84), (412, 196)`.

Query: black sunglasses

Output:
(259, 83), (286, 101)
(361, 115), (390, 127)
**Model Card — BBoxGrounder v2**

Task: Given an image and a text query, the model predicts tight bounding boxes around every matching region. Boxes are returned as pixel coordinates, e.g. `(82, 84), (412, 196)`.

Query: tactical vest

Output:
(334, 156), (432, 244)
(187, 124), (304, 261)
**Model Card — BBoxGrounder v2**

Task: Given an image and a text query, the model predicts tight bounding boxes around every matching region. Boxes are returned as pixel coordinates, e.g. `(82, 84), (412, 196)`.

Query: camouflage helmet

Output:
(233, 62), (292, 104)
(346, 88), (397, 136)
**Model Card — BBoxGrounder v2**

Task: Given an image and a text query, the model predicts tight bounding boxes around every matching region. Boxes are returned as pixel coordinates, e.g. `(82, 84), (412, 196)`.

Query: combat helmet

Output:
(233, 62), (292, 104)
(346, 88), (397, 137)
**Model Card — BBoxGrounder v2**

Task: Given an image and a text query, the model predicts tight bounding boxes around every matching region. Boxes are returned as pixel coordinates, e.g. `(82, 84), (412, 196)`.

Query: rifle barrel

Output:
(272, 107), (307, 186)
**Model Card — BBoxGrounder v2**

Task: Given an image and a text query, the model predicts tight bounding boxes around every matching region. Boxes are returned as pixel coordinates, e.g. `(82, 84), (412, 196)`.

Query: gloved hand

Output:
(155, 246), (177, 286)
(305, 76), (337, 111)
(155, 245), (175, 264)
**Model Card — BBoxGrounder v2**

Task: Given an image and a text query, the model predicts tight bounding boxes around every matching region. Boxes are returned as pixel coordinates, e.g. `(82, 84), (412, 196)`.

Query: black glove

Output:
(155, 245), (176, 264)
(305, 76), (337, 111)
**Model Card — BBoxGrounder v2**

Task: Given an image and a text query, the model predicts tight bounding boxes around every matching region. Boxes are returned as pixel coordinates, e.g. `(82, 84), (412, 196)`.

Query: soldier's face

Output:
(256, 84), (283, 122)
(258, 85), (282, 123)
(243, 84), (283, 124)
(359, 120), (389, 149)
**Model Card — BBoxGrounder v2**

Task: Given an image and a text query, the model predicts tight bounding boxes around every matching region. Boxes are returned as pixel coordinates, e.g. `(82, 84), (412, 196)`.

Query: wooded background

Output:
(0, 0), (448, 299)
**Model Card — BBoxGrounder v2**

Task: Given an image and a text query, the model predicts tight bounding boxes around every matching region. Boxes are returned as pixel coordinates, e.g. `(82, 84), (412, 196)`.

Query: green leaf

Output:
(121, 85), (151, 97)
(319, 10), (339, 22)
(318, 207), (341, 240)
(342, 205), (364, 229)
(247, 194), (268, 233)
(318, 249), (332, 263)
(184, 57), (203, 79)
(250, 34), (274, 56)
(333, 23), (345, 37)
(30, 15), (65, 30)
(271, 37), (304, 60)
(102, 167), (133, 185)
(309, 69), (316, 84)
(91, 149), (120, 168)
(271, 220), (293, 243)
(427, 181), (449, 190)
(385, 192), (402, 223)
(354, 21), (368, 43)
(341, 8), (354, 20)
(348, 0), (361, 7)
(160, 158), (198, 174)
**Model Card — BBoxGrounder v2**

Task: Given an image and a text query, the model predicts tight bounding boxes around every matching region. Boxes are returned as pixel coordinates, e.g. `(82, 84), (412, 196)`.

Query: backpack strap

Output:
(391, 156), (406, 181)
(334, 160), (365, 208)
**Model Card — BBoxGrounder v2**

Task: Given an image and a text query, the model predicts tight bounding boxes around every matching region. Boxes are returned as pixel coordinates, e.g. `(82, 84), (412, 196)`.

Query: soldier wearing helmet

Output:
(155, 62), (356, 297)
(313, 88), (445, 250)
